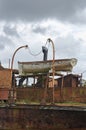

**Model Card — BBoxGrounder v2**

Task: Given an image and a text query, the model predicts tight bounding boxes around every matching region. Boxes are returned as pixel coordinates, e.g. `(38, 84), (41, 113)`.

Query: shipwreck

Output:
(0, 38), (86, 130)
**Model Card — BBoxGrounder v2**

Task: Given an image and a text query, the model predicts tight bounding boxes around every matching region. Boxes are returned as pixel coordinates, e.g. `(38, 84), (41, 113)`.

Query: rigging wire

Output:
(27, 40), (50, 57)
(17, 37), (51, 57)
(27, 47), (42, 56)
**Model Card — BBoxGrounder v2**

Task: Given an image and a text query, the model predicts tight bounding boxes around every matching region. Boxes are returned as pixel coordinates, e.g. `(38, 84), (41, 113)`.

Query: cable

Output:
(27, 47), (42, 56)
(27, 40), (50, 57)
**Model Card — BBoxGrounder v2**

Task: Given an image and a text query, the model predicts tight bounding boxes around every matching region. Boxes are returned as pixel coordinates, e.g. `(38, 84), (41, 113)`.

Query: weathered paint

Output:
(17, 87), (86, 103)
(18, 58), (77, 75)
(0, 69), (11, 88)
(0, 104), (86, 129)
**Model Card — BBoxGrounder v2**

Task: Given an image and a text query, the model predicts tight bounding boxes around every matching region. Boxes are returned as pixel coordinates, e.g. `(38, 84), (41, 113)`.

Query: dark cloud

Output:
(3, 25), (19, 37)
(0, 0), (86, 23)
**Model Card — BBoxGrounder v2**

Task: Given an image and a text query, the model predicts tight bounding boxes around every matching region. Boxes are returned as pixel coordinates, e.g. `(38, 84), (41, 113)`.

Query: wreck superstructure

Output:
(18, 58), (77, 76)
(0, 38), (79, 101)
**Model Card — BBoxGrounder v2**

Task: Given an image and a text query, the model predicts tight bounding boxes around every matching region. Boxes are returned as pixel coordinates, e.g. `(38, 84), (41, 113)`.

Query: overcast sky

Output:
(0, 0), (86, 78)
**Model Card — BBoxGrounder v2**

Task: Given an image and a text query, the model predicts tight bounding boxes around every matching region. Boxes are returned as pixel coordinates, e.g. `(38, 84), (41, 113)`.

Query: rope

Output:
(28, 47), (42, 56)
(27, 40), (50, 57)
(18, 38), (51, 57)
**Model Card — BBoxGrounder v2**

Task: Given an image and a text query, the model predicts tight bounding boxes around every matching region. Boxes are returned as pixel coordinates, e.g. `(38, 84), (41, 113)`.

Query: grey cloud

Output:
(0, 44), (4, 50)
(3, 25), (19, 37)
(0, 36), (14, 50)
(72, 10), (86, 24)
(55, 34), (81, 59)
(31, 24), (47, 34)
(0, 0), (86, 23)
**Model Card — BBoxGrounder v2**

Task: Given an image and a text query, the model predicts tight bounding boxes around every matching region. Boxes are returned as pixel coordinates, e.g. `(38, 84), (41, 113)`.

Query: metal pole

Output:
(10, 45), (28, 104)
(80, 73), (82, 87)
(81, 70), (86, 87)
(47, 38), (55, 104)
(60, 75), (64, 102)
(11, 45), (28, 70)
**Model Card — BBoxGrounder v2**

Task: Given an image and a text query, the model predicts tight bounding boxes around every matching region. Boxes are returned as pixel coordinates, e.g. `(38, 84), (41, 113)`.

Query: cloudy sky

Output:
(0, 0), (86, 78)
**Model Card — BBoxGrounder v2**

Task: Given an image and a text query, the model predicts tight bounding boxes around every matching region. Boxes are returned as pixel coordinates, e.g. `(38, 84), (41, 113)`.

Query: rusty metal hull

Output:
(0, 104), (86, 129)
(18, 58), (77, 75)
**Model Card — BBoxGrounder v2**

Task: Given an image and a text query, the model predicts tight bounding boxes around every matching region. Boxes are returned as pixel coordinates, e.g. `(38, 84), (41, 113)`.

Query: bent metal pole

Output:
(47, 38), (55, 104)
(11, 45), (28, 70)
(10, 45), (28, 103)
